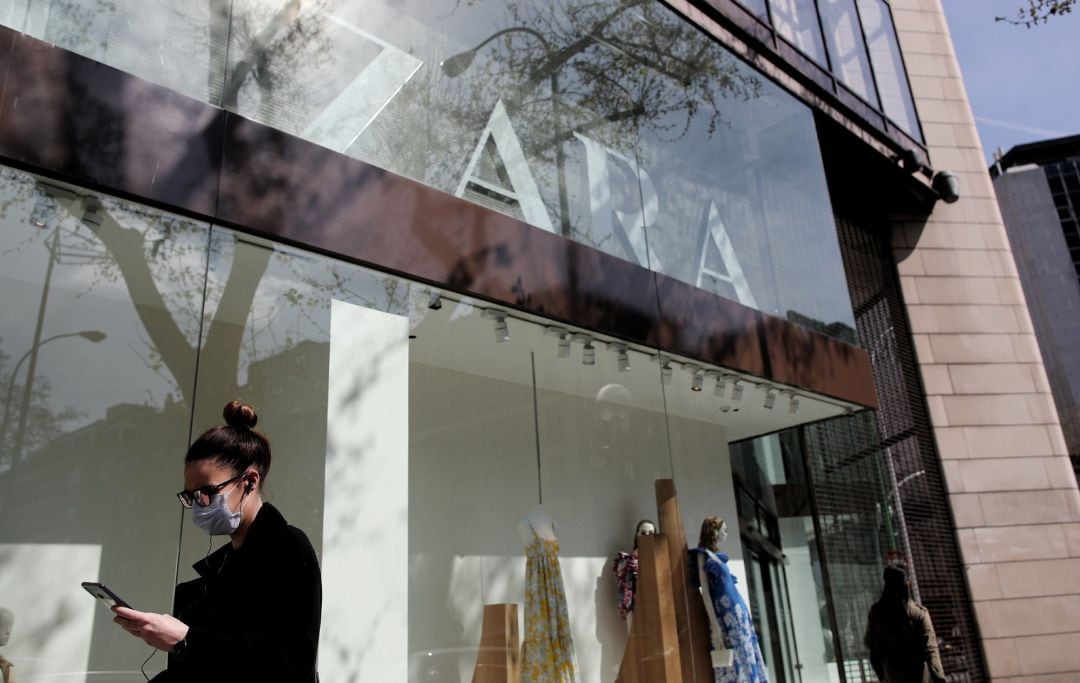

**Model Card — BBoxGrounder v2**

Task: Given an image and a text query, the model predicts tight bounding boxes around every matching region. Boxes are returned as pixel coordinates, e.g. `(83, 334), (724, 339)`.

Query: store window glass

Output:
(1, 0), (226, 104)
(0, 167), (207, 680)
(856, 0), (921, 140)
(729, 432), (841, 683)
(0, 162), (868, 680)
(819, 0), (880, 108)
(185, 227), (683, 682)
(631, 12), (856, 333)
(769, 0), (829, 65)
(531, 336), (675, 680)
(2, 0), (858, 341)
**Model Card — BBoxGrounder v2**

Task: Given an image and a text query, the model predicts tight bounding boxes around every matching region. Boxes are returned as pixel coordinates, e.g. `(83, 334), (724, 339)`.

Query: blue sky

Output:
(941, 0), (1079, 165)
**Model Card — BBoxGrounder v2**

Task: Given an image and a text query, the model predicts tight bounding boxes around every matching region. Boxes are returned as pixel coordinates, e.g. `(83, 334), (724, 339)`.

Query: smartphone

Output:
(81, 581), (131, 610)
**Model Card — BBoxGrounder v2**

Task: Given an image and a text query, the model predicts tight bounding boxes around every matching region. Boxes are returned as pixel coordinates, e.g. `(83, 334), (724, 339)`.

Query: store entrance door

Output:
(742, 535), (799, 683)
(731, 432), (842, 683)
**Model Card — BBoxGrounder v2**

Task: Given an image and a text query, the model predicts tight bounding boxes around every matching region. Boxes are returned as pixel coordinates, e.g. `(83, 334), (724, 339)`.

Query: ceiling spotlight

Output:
(482, 308), (509, 343)
(707, 371), (728, 397)
(763, 388), (777, 410)
(721, 374), (739, 398)
(583, 343), (596, 366)
(691, 370), (704, 392)
(731, 380), (744, 401)
(545, 326), (571, 358)
(608, 343), (630, 372)
(428, 291), (443, 310)
(788, 393), (800, 414)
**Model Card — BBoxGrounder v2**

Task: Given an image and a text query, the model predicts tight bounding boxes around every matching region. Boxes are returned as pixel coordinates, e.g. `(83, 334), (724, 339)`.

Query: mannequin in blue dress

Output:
(690, 516), (769, 683)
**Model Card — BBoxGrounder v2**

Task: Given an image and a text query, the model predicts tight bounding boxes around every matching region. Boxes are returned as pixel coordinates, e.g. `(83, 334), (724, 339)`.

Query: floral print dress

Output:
(521, 519), (577, 682)
(689, 547), (769, 683)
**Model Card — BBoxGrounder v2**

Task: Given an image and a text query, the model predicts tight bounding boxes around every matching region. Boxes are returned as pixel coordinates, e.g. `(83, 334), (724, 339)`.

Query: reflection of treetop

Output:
(450, 0), (764, 144)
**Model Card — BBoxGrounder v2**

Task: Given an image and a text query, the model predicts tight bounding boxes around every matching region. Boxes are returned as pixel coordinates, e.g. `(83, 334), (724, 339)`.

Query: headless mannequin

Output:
(697, 521), (734, 668)
(519, 505), (557, 545)
(0, 607), (14, 683)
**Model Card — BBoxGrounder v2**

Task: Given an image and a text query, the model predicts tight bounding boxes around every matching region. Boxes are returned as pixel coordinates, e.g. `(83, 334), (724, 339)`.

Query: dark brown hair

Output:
(185, 401), (271, 483)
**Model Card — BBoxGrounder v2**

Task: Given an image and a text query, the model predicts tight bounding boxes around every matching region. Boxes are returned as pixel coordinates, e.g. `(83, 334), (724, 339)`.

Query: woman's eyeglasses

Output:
(177, 474), (245, 509)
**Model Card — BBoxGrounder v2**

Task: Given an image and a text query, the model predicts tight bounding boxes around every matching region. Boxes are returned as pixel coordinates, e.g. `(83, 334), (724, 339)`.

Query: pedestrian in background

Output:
(865, 566), (946, 683)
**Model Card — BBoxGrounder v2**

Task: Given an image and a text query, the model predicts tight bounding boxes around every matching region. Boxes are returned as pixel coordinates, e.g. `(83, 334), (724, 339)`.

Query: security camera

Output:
(932, 171), (960, 204)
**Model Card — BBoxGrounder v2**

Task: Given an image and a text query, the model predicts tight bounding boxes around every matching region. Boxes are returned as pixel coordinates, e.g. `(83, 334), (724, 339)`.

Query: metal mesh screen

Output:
(833, 215), (987, 682)
(801, 411), (890, 683)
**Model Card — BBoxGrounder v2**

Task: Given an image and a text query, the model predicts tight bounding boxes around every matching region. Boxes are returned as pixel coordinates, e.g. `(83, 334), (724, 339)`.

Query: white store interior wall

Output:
(316, 295), (857, 683)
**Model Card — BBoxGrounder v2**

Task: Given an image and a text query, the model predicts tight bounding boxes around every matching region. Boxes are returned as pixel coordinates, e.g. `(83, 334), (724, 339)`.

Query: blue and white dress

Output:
(689, 548), (769, 683)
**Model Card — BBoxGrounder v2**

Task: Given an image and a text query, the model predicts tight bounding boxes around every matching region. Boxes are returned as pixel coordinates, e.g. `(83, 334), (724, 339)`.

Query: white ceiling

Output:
(408, 296), (860, 442)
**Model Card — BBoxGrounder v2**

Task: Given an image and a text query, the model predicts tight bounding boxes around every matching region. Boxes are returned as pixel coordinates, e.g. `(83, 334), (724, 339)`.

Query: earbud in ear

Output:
(246, 478), (254, 492)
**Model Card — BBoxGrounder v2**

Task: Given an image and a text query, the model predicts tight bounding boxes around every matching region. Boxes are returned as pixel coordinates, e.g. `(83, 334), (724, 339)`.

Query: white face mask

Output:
(192, 492), (244, 536)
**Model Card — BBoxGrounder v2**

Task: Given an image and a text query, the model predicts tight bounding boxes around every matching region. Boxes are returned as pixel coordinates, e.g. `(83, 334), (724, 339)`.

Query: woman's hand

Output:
(112, 606), (189, 652)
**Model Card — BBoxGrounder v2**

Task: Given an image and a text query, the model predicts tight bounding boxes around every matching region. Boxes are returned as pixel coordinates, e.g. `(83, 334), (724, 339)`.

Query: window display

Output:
(0, 165), (866, 682)
(519, 507), (578, 682)
(691, 517), (769, 683)
(611, 520), (655, 623)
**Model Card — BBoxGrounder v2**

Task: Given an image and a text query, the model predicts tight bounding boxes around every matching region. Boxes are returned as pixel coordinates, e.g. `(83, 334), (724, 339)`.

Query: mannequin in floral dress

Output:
(690, 517), (768, 683)
(612, 519), (657, 627)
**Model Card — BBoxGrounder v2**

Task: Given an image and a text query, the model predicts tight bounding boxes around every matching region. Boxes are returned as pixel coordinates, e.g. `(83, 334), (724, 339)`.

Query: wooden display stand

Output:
(615, 533), (683, 683)
(657, 478), (714, 683)
(472, 603), (521, 683)
(617, 479), (716, 682)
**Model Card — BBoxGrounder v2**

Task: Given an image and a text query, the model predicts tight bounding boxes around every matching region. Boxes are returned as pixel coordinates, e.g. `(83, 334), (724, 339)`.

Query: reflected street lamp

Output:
(441, 27), (572, 237)
(440, 27), (553, 80)
(0, 330), (107, 465)
(884, 445), (923, 603)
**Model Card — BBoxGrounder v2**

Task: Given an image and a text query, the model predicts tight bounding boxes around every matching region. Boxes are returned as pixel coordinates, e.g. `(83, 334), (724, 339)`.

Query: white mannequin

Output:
(0, 607), (14, 683)
(696, 520), (734, 668)
(624, 520), (656, 632)
(518, 504), (557, 545)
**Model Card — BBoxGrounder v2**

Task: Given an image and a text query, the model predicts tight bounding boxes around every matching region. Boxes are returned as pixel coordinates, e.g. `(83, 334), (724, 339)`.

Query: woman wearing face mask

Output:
(112, 400), (322, 682)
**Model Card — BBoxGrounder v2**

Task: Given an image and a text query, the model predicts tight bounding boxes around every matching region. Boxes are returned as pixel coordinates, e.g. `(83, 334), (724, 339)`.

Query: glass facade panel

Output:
(3, 0), (225, 104)
(633, 32), (855, 329)
(213, 0), (854, 333)
(531, 340), (675, 681)
(819, 0), (880, 107)
(0, 164), (871, 680)
(769, 0), (829, 65)
(0, 0), (861, 338)
(728, 432), (842, 683)
(857, 0), (921, 140)
(0, 167), (207, 680)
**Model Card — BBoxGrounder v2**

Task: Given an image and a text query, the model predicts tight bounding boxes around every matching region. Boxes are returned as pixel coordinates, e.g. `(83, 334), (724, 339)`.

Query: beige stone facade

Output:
(891, 1), (1080, 679)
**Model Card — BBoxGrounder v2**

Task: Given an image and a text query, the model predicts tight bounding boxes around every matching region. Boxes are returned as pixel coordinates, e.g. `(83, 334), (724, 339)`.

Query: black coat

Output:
(152, 503), (322, 682)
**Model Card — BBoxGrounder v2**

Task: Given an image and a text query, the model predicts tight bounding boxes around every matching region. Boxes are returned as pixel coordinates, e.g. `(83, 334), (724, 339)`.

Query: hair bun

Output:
(223, 400), (258, 429)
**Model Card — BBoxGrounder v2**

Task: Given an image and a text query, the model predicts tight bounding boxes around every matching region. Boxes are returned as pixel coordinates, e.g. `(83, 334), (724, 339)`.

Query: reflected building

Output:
(0, 1), (1074, 682)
